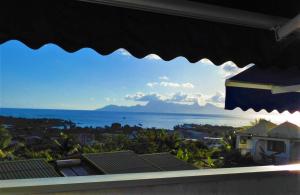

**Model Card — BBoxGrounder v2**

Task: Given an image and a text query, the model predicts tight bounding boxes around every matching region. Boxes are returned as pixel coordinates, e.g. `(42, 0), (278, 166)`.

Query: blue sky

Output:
(2, 40), (300, 126)
(1, 40), (243, 110)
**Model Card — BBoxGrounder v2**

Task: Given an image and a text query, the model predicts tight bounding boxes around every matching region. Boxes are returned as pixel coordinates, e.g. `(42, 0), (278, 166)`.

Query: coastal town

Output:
(1, 115), (299, 175)
(0, 115), (246, 168)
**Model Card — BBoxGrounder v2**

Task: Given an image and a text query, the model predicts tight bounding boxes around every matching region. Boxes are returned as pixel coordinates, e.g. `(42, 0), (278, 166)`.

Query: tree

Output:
(0, 126), (12, 150)
(250, 118), (260, 126)
(53, 132), (80, 157)
(0, 126), (13, 161)
(111, 123), (122, 130)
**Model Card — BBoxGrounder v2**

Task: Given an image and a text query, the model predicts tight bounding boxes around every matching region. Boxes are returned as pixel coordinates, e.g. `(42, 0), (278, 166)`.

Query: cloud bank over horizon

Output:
(125, 91), (225, 108)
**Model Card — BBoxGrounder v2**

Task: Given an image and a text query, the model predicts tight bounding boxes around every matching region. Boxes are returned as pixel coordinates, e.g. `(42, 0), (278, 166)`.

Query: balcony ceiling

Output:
(1, 0), (300, 68)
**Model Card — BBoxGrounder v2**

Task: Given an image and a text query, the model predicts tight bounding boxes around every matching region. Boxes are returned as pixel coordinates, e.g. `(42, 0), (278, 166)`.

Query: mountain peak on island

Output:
(96, 100), (234, 115)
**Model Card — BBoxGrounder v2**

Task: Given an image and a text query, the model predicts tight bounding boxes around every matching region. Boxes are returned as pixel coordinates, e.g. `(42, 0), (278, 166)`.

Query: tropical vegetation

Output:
(0, 116), (255, 168)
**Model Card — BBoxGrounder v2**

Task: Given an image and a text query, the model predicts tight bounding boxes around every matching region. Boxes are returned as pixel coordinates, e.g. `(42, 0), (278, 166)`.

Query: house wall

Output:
(251, 138), (291, 164)
(290, 141), (300, 162)
(236, 135), (253, 156)
(237, 135), (297, 164)
(253, 139), (265, 162)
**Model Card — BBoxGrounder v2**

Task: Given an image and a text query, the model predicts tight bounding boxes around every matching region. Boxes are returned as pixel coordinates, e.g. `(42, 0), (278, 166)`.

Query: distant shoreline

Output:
(0, 108), (253, 129)
(0, 107), (243, 119)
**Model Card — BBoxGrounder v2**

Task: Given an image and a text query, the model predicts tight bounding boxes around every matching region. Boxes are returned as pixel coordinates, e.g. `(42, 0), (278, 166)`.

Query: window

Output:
(267, 140), (286, 153)
(240, 136), (248, 144)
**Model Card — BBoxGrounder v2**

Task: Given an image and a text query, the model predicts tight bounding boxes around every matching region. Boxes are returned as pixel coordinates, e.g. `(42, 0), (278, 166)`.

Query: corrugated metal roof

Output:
(140, 153), (197, 171)
(239, 120), (277, 137)
(0, 159), (60, 180)
(83, 151), (161, 174)
(56, 159), (102, 176)
(268, 122), (300, 139)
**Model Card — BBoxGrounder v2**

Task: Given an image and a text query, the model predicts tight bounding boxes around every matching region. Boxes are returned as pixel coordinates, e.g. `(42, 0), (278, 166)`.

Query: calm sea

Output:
(0, 108), (252, 129)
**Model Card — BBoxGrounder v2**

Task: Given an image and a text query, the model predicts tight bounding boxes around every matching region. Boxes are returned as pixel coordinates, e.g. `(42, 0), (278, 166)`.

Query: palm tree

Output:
(0, 126), (13, 160)
(53, 132), (80, 157)
(0, 126), (12, 150)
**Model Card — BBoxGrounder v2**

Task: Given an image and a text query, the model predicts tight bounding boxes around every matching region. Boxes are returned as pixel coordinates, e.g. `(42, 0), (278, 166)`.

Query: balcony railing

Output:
(0, 164), (299, 195)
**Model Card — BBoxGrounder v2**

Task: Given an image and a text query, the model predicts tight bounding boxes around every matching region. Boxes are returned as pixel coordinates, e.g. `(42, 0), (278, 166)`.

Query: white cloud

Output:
(125, 92), (165, 102)
(168, 92), (189, 102)
(125, 91), (228, 108)
(159, 76), (169, 81)
(118, 49), (131, 56)
(126, 92), (195, 104)
(125, 92), (145, 100)
(118, 49), (161, 60)
(200, 58), (214, 65)
(159, 81), (181, 88)
(167, 92), (204, 104)
(89, 97), (95, 101)
(146, 82), (158, 88)
(199, 59), (253, 79)
(181, 83), (194, 89)
(144, 54), (162, 60)
(160, 82), (194, 89)
(206, 92), (225, 107)
(147, 81), (194, 89)
(220, 61), (253, 78)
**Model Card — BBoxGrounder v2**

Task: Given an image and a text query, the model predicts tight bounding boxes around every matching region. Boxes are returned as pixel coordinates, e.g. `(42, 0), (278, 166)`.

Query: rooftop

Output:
(268, 122), (300, 139)
(82, 151), (197, 174)
(238, 120), (300, 140)
(83, 151), (161, 174)
(140, 153), (196, 171)
(239, 120), (277, 137)
(0, 159), (60, 180)
(0, 151), (197, 180)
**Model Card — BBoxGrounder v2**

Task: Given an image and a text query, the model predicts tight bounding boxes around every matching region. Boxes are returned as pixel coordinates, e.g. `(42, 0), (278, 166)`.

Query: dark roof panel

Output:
(226, 66), (300, 113)
(83, 151), (161, 174)
(0, 159), (60, 180)
(229, 66), (300, 86)
(140, 153), (197, 171)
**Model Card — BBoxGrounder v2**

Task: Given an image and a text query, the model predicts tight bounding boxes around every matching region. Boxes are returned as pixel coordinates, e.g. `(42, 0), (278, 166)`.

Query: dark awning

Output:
(225, 66), (300, 113)
(1, 0), (299, 68)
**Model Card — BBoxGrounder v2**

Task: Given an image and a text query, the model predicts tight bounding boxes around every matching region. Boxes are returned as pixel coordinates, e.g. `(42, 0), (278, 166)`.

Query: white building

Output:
(236, 120), (300, 164)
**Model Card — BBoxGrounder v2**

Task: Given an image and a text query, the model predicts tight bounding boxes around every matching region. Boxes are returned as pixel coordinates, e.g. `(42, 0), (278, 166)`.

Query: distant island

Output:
(97, 100), (245, 115)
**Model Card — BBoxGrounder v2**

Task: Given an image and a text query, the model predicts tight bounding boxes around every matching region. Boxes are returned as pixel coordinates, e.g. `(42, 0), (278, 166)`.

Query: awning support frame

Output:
(226, 80), (300, 94)
(79, 0), (300, 40)
(276, 14), (300, 40)
(79, 0), (289, 31)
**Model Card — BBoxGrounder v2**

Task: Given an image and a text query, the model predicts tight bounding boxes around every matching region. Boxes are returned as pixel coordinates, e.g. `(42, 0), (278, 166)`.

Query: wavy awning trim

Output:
(225, 66), (300, 113)
(1, 0), (300, 68)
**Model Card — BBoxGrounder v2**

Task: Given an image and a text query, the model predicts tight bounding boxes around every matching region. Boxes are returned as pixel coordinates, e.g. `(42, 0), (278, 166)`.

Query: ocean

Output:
(0, 108), (253, 129)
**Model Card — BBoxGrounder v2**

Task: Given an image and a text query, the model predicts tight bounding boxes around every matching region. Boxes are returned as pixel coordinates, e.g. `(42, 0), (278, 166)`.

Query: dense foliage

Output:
(0, 117), (255, 168)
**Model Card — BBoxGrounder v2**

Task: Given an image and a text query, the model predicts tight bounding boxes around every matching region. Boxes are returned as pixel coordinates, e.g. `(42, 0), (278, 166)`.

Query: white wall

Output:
(236, 135), (252, 156)
(252, 138), (291, 164)
(237, 135), (296, 164)
(290, 141), (300, 162)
